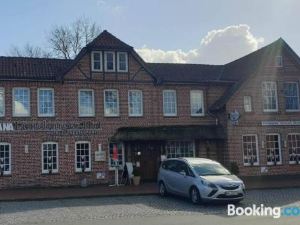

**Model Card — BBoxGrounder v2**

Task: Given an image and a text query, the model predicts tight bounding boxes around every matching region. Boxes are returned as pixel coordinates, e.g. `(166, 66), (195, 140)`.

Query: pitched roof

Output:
(0, 56), (73, 81)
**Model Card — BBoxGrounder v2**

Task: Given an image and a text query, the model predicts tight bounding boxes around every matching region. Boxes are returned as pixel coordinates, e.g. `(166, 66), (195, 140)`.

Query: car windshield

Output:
(191, 162), (231, 176)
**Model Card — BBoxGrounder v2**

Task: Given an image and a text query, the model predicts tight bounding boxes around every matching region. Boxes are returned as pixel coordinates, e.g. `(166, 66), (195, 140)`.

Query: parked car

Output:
(157, 158), (245, 203)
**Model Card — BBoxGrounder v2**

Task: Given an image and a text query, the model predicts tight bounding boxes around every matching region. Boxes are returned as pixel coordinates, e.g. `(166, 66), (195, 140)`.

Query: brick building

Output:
(0, 30), (300, 189)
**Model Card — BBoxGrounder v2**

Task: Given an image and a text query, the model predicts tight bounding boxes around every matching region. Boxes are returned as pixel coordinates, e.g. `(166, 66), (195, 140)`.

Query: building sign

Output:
(261, 121), (300, 126)
(0, 121), (101, 136)
(229, 110), (240, 126)
(95, 151), (106, 162)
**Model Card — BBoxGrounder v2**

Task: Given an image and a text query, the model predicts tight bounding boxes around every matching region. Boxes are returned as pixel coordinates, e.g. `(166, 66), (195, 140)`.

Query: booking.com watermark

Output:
(228, 204), (300, 219)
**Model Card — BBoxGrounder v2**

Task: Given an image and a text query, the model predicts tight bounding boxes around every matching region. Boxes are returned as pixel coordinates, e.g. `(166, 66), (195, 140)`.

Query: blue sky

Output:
(0, 0), (299, 64)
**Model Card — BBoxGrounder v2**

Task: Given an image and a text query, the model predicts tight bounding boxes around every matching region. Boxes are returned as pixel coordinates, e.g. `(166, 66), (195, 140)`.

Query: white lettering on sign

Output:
(262, 121), (300, 126)
(0, 123), (14, 131)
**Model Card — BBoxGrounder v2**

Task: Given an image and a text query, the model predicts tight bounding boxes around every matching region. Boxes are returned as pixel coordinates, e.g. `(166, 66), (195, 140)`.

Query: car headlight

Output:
(201, 179), (217, 189)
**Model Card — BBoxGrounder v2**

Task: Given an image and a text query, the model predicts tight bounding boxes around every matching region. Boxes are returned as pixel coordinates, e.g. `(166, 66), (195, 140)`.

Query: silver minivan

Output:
(157, 158), (245, 203)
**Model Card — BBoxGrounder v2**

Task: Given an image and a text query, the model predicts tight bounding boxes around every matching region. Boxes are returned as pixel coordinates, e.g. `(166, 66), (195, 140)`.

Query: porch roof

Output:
(111, 125), (225, 142)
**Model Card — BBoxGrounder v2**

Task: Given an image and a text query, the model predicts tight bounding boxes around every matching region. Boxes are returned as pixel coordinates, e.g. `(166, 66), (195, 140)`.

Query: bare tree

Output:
(8, 17), (101, 59)
(48, 17), (101, 59)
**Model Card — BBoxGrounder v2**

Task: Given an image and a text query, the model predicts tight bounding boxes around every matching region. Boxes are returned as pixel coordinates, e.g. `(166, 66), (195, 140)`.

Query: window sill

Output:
(41, 172), (59, 175)
(104, 115), (120, 118)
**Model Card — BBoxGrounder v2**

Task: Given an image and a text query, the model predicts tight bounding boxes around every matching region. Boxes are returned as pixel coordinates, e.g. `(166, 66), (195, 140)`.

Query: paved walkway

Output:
(1, 175), (300, 202)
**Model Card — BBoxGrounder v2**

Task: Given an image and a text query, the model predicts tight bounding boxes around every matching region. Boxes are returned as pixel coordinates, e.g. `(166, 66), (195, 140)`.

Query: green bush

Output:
(229, 162), (239, 175)
(133, 167), (141, 177)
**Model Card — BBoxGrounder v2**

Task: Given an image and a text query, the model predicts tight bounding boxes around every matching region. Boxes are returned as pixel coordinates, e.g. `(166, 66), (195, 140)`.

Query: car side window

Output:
(175, 161), (189, 175)
(167, 160), (178, 172)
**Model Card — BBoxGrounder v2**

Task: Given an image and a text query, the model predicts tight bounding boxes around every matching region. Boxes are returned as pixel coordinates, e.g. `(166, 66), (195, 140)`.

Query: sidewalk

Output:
(1, 175), (300, 202)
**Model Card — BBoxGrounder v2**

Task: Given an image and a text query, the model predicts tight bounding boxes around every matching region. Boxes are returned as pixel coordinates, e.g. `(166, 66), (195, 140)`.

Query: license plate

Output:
(225, 191), (237, 196)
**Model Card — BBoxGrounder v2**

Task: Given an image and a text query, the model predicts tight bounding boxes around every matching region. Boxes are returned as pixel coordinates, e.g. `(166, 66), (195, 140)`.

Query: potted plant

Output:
(132, 167), (141, 186)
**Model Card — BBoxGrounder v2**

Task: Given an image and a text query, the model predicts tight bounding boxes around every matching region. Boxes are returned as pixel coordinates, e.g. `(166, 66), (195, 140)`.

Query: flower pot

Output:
(132, 176), (141, 186)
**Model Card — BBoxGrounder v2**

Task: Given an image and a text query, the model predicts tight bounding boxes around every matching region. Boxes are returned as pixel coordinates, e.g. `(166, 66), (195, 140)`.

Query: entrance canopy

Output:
(111, 125), (225, 142)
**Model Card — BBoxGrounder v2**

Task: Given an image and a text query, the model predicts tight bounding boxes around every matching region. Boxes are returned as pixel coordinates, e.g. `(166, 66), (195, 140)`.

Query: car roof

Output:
(165, 157), (219, 164)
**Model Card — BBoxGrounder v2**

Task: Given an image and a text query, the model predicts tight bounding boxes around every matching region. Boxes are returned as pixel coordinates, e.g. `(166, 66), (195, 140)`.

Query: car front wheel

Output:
(190, 186), (201, 204)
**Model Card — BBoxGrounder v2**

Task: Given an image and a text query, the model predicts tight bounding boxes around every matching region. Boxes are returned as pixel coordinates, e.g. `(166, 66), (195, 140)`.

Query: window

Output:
(104, 89), (119, 117)
(104, 51), (115, 72)
(287, 134), (300, 164)
(262, 82), (278, 112)
(109, 143), (124, 170)
(266, 134), (282, 165)
(128, 90), (143, 116)
(190, 90), (204, 116)
(91, 51), (102, 71)
(244, 96), (252, 112)
(0, 143), (11, 175)
(38, 88), (54, 117)
(13, 88), (30, 117)
(165, 141), (195, 158)
(242, 135), (259, 166)
(0, 88), (4, 117)
(117, 52), (128, 72)
(75, 141), (91, 172)
(78, 89), (95, 117)
(275, 56), (283, 67)
(284, 82), (300, 111)
(42, 142), (58, 174)
(163, 90), (177, 116)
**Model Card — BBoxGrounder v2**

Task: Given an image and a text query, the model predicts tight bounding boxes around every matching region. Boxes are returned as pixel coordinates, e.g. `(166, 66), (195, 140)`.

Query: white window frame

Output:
(0, 143), (11, 175)
(104, 89), (119, 117)
(163, 90), (177, 116)
(12, 87), (30, 117)
(265, 133), (282, 165)
(117, 52), (128, 72)
(165, 141), (195, 158)
(78, 89), (95, 117)
(287, 133), (300, 165)
(275, 56), (283, 67)
(104, 51), (115, 72)
(38, 88), (55, 117)
(128, 90), (143, 117)
(284, 82), (300, 112)
(262, 81), (278, 112)
(190, 90), (204, 116)
(75, 141), (92, 173)
(91, 51), (102, 72)
(242, 134), (259, 166)
(0, 87), (5, 117)
(41, 142), (59, 174)
(108, 143), (125, 170)
(243, 96), (252, 112)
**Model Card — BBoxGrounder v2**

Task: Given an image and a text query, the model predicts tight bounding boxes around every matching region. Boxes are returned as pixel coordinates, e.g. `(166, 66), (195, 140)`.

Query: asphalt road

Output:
(0, 188), (300, 225)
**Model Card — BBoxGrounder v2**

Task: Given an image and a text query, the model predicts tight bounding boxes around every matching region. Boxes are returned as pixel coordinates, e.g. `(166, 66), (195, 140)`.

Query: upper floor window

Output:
(163, 90), (177, 116)
(243, 96), (252, 112)
(104, 51), (115, 72)
(275, 56), (283, 67)
(284, 82), (300, 111)
(262, 82), (278, 112)
(13, 88), (30, 117)
(104, 89), (119, 117)
(78, 89), (95, 117)
(117, 52), (128, 72)
(128, 90), (143, 116)
(287, 134), (300, 164)
(266, 134), (282, 165)
(190, 90), (204, 116)
(0, 88), (4, 117)
(42, 142), (58, 174)
(38, 88), (55, 117)
(0, 143), (11, 175)
(242, 135), (259, 166)
(75, 141), (91, 172)
(91, 51), (102, 71)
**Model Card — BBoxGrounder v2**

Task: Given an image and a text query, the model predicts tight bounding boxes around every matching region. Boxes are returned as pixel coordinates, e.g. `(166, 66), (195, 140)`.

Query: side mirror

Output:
(179, 171), (186, 176)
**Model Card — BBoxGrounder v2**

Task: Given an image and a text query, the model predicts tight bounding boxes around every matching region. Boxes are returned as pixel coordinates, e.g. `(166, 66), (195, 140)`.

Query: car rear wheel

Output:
(190, 186), (201, 204)
(159, 182), (168, 197)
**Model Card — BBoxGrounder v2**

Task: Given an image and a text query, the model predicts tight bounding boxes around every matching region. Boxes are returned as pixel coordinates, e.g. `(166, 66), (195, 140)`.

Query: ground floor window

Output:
(242, 135), (259, 166)
(266, 134), (282, 165)
(42, 142), (58, 174)
(165, 141), (194, 158)
(75, 142), (91, 172)
(109, 143), (124, 169)
(287, 134), (300, 164)
(0, 143), (11, 175)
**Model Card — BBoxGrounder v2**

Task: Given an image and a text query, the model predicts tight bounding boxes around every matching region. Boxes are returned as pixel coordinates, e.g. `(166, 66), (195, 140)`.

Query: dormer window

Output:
(275, 56), (283, 67)
(117, 52), (128, 72)
(91, 51), (102, 71)
(104, 51), (115, 72)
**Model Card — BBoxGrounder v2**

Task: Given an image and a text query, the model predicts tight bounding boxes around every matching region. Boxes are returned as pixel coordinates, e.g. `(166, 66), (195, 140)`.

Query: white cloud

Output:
(136, 24), (264, 64)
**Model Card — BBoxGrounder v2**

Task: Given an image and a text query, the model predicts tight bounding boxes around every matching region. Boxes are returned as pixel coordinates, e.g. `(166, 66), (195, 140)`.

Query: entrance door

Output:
(140, 144), (161, 181)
